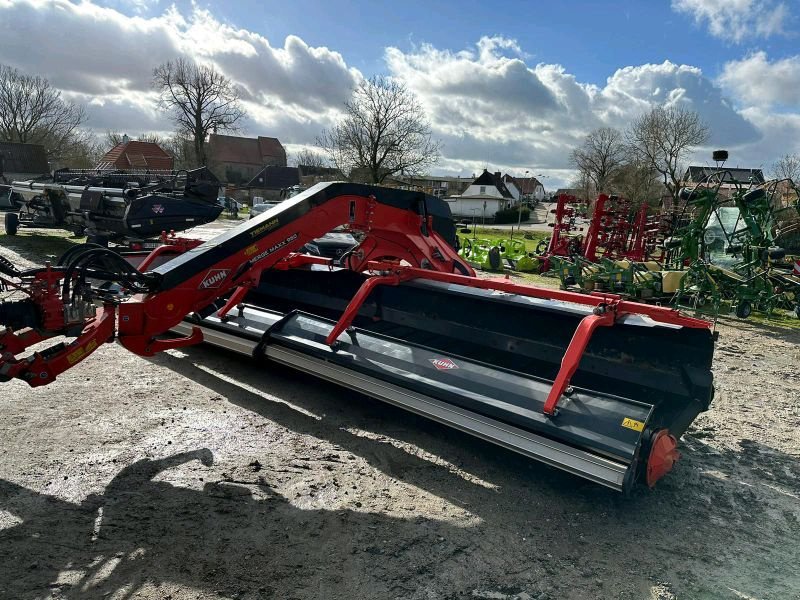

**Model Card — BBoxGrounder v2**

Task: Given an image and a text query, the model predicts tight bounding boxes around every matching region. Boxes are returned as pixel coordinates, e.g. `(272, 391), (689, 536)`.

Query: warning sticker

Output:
(67, 339), (98, 365)
(621, 417), (645, 432)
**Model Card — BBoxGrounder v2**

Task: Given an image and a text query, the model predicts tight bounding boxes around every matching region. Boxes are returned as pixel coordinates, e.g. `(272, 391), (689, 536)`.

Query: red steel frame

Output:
(581, 194), (610, 262)
(625, 203), (650, 263)
(0, 193), (472, 384)
(542, 194), (586, 268)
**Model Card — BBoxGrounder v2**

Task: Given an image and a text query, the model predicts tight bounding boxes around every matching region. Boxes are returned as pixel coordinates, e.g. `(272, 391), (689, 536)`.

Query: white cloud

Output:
(596, 61), (758, 146)
(0, 0), (360, 142)
(671, 0), (790, 43)
(719, 51), (800, 107)
(734, 106), (800, 173)
(386, 39), (760, 184)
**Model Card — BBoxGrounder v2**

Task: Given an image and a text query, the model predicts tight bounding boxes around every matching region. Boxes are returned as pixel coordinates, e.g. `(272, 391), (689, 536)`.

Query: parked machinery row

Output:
(544, 167), (800, 319)
(3, 167), (224, 245)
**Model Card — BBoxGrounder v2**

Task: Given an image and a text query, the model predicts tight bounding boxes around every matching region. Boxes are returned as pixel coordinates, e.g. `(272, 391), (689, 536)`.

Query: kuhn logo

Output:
(199, 269), (230, 289)
(151, 204), (165, 214)
(430, 357), (458, 370)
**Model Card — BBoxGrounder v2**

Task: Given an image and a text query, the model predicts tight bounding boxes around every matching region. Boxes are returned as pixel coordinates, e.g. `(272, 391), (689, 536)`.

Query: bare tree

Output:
(152, 58), (245, 166)
(570, 127), (626, 193)
(290, 148), (328, 169)
(63, 136), (105, 169)
(104, 130), (166, 148)
(161, 134), (197, 170)
(568, 170), (595, 203)
(317, 76), (440, 183)
(611, 156), (664, 206)
(627, 105), (710, 207)
(0, 64), (87, 161)
(771, 153), (800, 182)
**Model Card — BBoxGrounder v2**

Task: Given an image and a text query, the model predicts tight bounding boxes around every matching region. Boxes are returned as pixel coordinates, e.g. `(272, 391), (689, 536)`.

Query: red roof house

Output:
(96, 138), (174, 170)
(207, 134), (287, 184)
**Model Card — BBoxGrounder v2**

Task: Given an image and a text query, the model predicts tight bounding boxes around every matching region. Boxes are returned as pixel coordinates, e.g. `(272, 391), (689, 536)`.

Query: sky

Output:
(0, 0), (799, 189)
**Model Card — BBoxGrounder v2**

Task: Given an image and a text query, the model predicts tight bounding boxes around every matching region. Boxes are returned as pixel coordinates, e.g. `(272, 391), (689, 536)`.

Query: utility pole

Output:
(512, 170), (529, 240)
(470, 207), (479, 239)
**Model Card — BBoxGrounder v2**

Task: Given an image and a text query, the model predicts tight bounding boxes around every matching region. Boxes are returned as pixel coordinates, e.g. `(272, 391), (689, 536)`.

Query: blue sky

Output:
(138, 0), (799, 84)
(1, 0), (799, 187)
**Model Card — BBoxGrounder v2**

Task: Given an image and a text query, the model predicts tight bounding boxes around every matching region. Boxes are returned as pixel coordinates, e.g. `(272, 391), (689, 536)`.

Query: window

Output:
(479, 186), (486, 194)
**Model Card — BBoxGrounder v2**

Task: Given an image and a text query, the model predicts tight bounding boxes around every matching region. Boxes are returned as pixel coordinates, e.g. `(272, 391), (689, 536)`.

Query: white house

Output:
(503, 177), (522, 200)
(445, 170), (515, 220)
(503, 174), (545, 201)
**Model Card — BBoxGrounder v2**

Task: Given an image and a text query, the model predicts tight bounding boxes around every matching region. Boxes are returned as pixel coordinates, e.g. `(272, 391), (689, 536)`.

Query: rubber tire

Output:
(535, 239), (548, 254)
(735, 300), (752, 319)
(488, 246), (502, 271)
(86, 234), (109, 247)
(766, 247), (786, 261)
(4, 212), (19, 235)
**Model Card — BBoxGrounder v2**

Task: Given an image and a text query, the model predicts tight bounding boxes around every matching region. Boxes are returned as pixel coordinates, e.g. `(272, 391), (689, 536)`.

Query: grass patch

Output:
(505, 270), (562, 289)
(0, 230), (86, 261)
(459, 227), (548, 254)
(737, 310), (800, 330)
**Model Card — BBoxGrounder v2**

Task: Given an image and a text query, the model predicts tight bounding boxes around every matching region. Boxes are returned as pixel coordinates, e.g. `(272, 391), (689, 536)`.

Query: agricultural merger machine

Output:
(0, 182), (716, 492)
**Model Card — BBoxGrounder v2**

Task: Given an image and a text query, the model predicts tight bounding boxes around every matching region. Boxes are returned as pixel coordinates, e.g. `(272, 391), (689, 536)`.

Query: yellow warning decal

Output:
(66, 339), (98, 365)
(621, 417), (645, 432)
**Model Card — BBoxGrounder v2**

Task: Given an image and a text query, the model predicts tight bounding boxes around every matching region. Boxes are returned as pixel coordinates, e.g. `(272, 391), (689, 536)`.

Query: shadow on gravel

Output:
(1, 345), (798, 599)
(0, 449), (484, 599)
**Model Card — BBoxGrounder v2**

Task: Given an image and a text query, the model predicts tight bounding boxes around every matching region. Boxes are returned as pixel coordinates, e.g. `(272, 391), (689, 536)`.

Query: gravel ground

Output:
(0, 235), (799, 600)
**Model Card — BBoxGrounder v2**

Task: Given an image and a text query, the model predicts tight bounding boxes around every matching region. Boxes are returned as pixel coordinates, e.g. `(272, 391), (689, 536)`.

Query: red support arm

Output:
(324, 270), (416, 346)
(541, 307), (616, 416)
(582, 194), (609, 261)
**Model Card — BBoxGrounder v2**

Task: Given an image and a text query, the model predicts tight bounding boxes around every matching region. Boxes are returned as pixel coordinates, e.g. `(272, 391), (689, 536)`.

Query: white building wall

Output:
(462, 183), (504, 198)
(445, 197), (509, 219)
(504, 180), (521, 200)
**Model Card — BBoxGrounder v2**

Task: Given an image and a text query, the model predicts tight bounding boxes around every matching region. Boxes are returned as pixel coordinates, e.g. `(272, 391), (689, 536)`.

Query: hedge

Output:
(493, 206), (530, 224)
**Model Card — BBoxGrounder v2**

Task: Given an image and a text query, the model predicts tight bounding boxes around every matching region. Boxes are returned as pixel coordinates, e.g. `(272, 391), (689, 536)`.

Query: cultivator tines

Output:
(642, 209), (670, 263)
(583, 195), (637, 261)
(541, 194), (587, 269)
(568, 194), (666, 266)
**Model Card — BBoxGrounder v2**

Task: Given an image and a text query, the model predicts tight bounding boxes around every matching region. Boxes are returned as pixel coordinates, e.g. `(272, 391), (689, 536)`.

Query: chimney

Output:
(494, 171), (501, 180)
(122, 134), (130, 144)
